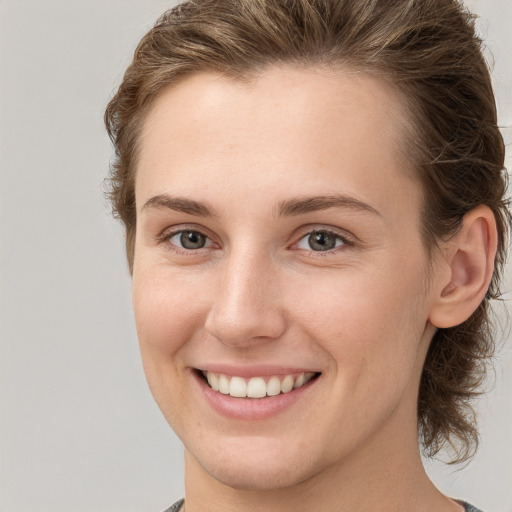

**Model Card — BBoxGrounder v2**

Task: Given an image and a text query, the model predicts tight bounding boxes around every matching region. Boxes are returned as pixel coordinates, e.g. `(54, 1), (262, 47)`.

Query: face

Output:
(133, 67), (439, 491)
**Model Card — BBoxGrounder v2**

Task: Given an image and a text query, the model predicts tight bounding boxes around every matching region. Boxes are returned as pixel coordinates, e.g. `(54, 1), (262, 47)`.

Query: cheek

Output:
(131, 266), (210, 421)
(291, 270), (429, 444)
(291, 266), (428, 378)
(132, 266), (208, 356)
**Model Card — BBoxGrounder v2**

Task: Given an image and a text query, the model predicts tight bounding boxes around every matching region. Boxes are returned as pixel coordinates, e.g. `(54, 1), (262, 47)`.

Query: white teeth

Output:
(207, 372), (220, 391)
(266, 376), (281, 396)
(203, 371), (316, 398)
(219, 374), (230, 394)
(294, 374), (305, 388)
(281, 375), (294, 393)
(247, 377), (267, 398)
(229, 377), (247, 398)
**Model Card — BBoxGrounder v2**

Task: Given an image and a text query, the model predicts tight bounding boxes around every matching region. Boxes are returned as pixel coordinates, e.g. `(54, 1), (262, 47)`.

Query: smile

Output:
(202, 371), (318, 398)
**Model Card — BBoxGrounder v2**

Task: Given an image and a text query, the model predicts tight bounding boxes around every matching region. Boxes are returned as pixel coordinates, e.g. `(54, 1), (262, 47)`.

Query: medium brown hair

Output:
(105, 0), (510, 462)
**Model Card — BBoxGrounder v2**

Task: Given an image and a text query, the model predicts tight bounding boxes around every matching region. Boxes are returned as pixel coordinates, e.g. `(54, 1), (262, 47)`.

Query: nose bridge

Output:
(204, 245), (286, 345)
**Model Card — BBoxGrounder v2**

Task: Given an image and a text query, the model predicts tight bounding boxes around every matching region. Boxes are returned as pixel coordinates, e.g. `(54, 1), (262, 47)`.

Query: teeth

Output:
(267, 376), (281, 396)
(203, 371), (316, 398)
(247, 377), (267, 398)
(219, 374), (230, 394)
(229, 377), (247, 398)
(206, 372), (220, 391)
(280, 375), (294, 393)
(293, 374), (305, 388)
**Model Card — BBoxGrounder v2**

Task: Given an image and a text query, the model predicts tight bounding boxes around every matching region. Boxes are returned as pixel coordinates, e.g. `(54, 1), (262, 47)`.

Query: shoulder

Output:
(461, 502), (484, 512)
(162, 498), (184, 512)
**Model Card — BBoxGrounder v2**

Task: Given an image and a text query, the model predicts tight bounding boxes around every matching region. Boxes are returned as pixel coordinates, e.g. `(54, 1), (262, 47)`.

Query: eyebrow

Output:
(277, 195), (381, 217)
(141, 193), (381, 218)
(141, 195), (217, 217)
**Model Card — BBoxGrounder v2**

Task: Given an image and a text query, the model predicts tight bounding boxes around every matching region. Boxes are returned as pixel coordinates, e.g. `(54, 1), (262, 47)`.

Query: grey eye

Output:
(297, 231), (345, 252)
(171, 230), (208, 249)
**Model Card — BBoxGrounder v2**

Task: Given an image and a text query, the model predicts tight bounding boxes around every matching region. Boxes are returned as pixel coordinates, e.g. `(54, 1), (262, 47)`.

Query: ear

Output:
(428, 205), (498, 329)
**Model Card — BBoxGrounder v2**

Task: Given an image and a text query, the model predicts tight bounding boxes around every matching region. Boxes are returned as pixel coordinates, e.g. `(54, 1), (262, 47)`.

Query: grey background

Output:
(0, 1), (510, 511)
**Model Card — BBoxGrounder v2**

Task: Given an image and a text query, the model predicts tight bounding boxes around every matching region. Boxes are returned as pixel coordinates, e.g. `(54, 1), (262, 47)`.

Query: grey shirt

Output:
(163, 498), (484, 511)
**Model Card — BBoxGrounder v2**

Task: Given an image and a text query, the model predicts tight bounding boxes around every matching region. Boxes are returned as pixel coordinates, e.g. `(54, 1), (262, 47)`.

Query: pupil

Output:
(308, 232), (335, 251)
(180, 231), (206, 249)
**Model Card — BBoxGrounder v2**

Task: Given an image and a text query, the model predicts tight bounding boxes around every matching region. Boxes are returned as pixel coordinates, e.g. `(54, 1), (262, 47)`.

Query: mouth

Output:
(198, 370), (320, 399)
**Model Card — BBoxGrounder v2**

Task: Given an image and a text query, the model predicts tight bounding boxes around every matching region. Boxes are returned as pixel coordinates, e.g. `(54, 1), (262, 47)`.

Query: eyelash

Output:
(157, 228), (215, 255)
(157, 227), (354, 256)
(294, 229), (353, 255)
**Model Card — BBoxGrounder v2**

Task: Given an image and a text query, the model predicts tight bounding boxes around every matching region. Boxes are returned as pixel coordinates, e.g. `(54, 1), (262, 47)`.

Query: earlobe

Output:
(428, 205), (497, 329)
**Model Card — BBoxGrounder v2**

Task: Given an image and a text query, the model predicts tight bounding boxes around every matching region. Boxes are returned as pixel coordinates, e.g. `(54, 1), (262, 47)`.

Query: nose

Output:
(204, 249), (287, 347)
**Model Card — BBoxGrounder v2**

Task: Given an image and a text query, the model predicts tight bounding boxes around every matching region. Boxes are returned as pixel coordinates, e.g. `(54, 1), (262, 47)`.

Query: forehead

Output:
(136, 66), (422, 222)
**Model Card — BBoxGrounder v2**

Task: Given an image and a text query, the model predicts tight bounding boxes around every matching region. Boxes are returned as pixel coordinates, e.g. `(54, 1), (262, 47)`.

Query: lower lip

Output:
(194, 371), (318, 420)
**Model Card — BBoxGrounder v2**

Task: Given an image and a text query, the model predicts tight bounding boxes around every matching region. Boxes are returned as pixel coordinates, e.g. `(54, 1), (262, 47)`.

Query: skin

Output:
(132, 67), (473, 511)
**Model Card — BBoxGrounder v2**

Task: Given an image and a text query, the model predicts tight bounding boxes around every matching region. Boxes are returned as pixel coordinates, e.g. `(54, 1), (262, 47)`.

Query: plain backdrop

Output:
(0, 1), (511, 511)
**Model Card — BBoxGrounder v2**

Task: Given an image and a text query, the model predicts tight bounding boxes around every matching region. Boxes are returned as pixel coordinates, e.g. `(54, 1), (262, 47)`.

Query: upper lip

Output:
(195, 365), (320, 378)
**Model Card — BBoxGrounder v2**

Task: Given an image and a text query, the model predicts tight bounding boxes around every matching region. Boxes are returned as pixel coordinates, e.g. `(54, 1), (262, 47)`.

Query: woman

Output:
(105, 1), (510, 510)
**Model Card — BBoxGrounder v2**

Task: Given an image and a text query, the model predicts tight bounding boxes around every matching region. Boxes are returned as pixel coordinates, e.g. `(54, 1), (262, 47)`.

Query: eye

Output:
(169, 230), (212, 250)
(296, 230), (346, 252)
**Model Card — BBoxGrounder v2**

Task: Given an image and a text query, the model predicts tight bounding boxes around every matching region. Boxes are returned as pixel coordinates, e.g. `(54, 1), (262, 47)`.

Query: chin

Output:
(186, 435), (330, 492)
(202, 458), (315, 492)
